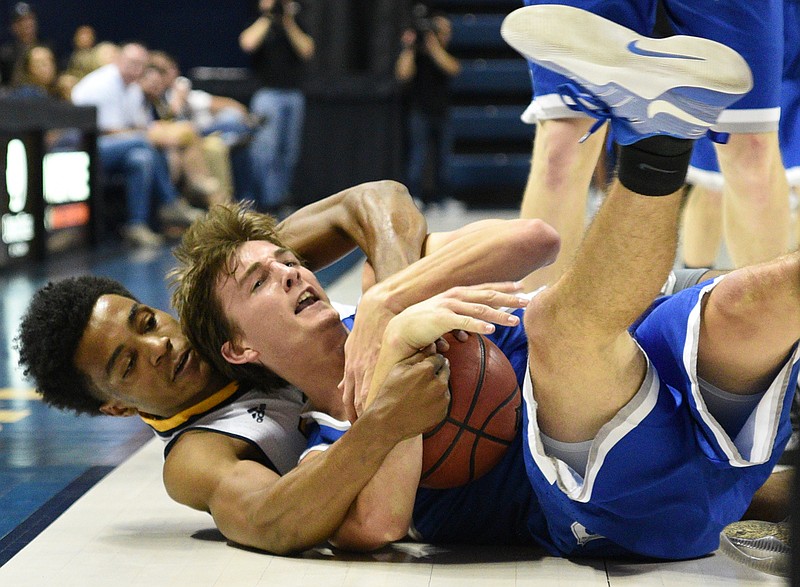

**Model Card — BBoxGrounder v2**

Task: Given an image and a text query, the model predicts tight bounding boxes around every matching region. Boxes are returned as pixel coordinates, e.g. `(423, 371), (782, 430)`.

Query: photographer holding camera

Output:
(239, 0), (315, 214)
(396, 5), (460, 211)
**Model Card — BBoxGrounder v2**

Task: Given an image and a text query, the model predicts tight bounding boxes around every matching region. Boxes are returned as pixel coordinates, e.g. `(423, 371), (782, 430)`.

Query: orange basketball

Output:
(420, 332), (521, 489)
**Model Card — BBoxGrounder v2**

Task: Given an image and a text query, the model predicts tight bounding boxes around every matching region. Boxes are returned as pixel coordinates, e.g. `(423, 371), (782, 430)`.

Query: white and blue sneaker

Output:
(719, 519), (790, 578)
(501, 5), (753, 145)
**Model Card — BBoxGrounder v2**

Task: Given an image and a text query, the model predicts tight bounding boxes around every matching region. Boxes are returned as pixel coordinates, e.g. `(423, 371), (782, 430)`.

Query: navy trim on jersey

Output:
(163, 427), (279, 474)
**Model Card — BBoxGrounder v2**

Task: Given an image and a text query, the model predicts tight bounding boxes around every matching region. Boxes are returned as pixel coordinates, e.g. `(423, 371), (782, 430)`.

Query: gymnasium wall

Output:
(0, 0), (256, 69)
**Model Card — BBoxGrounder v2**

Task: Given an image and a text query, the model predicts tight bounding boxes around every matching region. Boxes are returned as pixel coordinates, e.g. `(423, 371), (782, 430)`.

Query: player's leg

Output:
(517, 0), (652, 293)
(683, 136), (725, 268)
(696, 252), (800, 395)
(742, 468), (793, 523)
(519, 118), (605, 292)
(525, 149), (684, 441)
(668, 0), (789, 267)
(717, 133), (789, 267)
(680, 184), (723, 268)
(502, 4), (752, 441)
(782, 0), (800, 251)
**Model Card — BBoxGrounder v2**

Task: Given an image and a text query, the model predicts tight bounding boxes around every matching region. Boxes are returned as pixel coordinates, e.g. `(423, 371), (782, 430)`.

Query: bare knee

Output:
(705, 256), (800, 335)
(719, 133), (777, 167)
(717, 133), (783, 195)
(705, 269), (765, 337)
(524, 289), (579, 373)
(535, 119), (598, 187)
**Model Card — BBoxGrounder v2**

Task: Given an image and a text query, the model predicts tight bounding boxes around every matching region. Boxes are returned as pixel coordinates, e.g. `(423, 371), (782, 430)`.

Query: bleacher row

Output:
(426, 0), (532, 206)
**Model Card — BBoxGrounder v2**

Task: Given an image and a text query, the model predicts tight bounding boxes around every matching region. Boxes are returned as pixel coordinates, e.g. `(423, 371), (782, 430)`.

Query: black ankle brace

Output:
(617, 136), (693, 196)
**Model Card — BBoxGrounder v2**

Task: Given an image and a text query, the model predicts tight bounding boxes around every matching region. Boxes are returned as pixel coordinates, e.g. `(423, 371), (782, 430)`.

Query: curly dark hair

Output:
(16, 276), (136, 415)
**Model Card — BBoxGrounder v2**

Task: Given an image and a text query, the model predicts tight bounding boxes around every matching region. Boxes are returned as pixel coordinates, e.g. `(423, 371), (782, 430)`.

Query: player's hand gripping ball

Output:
(421, 332), (521, 489)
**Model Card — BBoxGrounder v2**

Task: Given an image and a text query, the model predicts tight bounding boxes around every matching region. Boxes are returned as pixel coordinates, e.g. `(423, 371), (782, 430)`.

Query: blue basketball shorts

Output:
(520, 276), (799, 559)
(687, 0), (800, 187)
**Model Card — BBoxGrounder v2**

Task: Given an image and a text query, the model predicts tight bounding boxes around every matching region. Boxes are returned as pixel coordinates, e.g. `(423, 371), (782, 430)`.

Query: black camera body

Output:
(411, 3), (437, 35)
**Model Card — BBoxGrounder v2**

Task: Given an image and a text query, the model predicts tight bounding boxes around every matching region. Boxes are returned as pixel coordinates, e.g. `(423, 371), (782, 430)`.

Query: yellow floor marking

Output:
(0, 409), (31, 423)
(0, 388), (39, 400)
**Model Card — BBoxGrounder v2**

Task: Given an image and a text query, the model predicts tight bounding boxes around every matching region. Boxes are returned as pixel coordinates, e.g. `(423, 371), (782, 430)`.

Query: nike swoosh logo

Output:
(638, 163), (679, 174)
(647, 100), (709, 126)
(627, 40), (705, 61)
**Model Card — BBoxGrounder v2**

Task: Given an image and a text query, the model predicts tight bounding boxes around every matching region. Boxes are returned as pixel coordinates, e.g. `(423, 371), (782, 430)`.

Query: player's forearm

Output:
(277, 180), (427, 276)
(243, 411), (407, 554)
(352, 182), (427, 282)
(329, 436), (421, 551)
(368, 218), (560, 315)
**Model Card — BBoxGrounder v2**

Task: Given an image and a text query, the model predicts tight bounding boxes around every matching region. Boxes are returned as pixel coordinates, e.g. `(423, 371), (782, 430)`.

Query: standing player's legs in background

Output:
(682, 0), (799, 267)
(517, 0), (655, 292)
(669, 0), (788, 267)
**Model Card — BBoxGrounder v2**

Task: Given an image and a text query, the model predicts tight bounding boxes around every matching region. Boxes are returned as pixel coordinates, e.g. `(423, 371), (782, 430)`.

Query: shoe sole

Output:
(501, 6), (753, 137)
(718, 524), (790, 578)
(502, 5), (752, 99)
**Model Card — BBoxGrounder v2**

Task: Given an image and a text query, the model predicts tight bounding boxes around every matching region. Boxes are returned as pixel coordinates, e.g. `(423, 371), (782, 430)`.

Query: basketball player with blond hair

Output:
(170, 7), (796, 567)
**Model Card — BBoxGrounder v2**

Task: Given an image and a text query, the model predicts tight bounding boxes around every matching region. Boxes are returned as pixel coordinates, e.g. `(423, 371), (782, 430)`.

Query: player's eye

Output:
(123, 354), (136, 379)
(144, 313), (157, 332)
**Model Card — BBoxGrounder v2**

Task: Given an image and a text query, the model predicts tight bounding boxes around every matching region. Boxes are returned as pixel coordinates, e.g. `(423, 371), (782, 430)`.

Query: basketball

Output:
(420, 332), (522, 489)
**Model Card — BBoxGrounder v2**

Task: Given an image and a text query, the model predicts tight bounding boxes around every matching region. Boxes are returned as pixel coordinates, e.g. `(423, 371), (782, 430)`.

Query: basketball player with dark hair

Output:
(18, 7), (796, 569)
(17, 179), (561, 553)
(17, 181), (426, 416)
(170, 6), (796, 566)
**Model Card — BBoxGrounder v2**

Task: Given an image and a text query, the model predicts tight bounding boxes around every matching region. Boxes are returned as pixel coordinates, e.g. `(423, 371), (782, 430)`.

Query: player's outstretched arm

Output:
(343, 219), (559, 419)
(162, 348), (449, 556)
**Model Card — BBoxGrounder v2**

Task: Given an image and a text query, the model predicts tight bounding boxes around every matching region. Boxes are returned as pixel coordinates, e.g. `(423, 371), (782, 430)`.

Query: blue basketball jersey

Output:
(308, 311), (553, 547)
(307, 296), (798, 559)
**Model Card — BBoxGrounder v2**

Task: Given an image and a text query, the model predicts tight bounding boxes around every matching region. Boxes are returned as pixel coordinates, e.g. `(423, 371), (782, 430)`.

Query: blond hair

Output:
(171, 201), (294, 386)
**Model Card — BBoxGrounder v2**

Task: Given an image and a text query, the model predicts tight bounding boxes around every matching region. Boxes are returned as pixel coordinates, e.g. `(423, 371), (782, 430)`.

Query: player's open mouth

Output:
(295, 290), (319, 314)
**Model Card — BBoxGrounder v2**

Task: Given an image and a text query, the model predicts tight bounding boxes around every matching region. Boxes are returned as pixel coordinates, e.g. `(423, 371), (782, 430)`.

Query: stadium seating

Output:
(438, 1), (533, 207)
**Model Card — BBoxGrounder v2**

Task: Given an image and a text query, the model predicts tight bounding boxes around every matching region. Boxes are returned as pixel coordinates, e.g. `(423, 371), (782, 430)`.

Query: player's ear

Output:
(221, 338), (259, 365)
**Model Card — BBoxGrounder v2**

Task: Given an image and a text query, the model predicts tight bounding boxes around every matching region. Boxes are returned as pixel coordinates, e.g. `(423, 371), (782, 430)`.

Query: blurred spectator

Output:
(150, 51), (255, 145)
(91, 41), (120, 71)
(8, 43), (58, 98)
(6, 43), (80, 151)
(0, 2), (46, 86)
(396, 7), (460, 210)
(65, 24), (97, 79)
(239, 0), (315, 213)
(71, 42), (202, 247)
(150, 50), (258, 202)
(139, 63), (231, 206)
(55, 70), (79, 100)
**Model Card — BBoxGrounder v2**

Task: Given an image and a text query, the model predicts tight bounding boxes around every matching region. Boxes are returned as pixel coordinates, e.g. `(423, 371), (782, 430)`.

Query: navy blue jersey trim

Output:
(164, 427), (279, 474)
